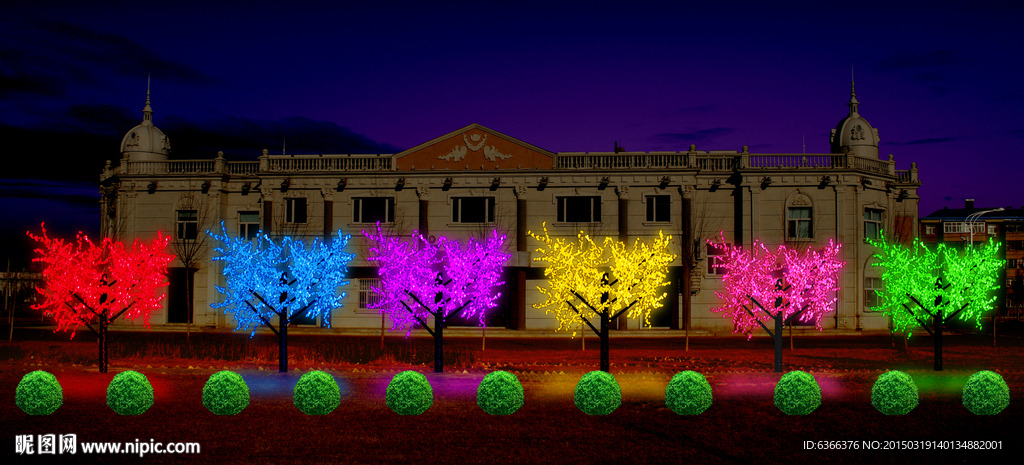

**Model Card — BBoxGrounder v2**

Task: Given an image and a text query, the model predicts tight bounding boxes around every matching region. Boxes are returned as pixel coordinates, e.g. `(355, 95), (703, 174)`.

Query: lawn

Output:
(4, 330), (1022, 464)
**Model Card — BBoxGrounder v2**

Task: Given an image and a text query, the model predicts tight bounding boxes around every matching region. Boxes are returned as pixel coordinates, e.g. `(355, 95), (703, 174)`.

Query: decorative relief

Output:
(852, 124), (865, 141)
(320, 187), (334, 202)
(513, 185), (528, 199)
(438, 132), (514, 162)
(790, 190), (811, 206)
(679, 185), (695, 198)
(615, 185), (630, 199)
(415, 186), (431, 200)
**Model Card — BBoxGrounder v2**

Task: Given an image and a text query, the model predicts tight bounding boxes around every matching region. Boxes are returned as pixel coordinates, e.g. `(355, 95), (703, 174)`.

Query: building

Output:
(99, 83), (921, 334)
(920, 201), (1024, 317)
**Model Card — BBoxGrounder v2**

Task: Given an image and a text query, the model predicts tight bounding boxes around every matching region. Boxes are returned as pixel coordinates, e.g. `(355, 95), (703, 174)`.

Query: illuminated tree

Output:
(28, 225), (174, 373)
(209, 223), (353, 372)
(364, 223), (509, 373)
(709, 234), (845, 372)
(530, 223), (675, 372)
(868, 232), (1003, 371)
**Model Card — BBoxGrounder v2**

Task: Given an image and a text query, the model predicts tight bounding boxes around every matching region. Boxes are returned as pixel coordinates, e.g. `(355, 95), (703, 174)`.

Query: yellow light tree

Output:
(530, 223), (675, 372)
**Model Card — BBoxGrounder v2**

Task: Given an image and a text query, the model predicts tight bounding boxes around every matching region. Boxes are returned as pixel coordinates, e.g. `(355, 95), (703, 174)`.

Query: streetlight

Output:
(964, 207), (1005, 349)
(966, 208), (1004, 247)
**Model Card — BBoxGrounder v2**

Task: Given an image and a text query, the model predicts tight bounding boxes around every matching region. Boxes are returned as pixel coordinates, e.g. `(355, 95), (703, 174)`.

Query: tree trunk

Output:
(99, 314), (108, 373)
(600, 311), (610, 372)
(773, 313), (783, 373)
(279, 315), (288, 372)
(380, 313), (385, 350)
(933, 314), (943, 371)
(434, 316), (444, 373)
(186, 267), (195, 348)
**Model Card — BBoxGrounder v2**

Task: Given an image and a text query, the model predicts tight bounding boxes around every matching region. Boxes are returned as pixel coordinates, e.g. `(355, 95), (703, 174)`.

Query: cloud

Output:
(872, 50), (971, 72)
(653, 127), (734, 145)
(0, 179), (99, 210)
(0, 111), (402, 182)
(163, 115), (403, 159)
(888, 137), (958, 146)
(0, 19), (217, 101)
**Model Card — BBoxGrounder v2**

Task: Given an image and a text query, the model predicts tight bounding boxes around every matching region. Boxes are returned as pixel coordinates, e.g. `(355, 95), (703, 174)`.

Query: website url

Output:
(16, 434), (200, 457)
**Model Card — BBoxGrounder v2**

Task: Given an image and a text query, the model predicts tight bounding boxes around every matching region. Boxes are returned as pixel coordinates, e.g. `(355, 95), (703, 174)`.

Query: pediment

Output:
(395, 124), (555, 170)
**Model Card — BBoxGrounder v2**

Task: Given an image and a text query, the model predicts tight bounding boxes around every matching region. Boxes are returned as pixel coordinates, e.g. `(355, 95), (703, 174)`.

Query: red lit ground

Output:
(4, 330), (1023, 464)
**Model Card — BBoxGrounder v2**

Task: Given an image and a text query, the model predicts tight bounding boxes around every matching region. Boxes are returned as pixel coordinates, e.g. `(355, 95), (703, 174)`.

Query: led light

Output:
(708, 233), (845, 337)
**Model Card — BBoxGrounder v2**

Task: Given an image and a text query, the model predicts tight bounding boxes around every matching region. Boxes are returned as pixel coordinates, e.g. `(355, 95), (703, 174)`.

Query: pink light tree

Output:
(709, 234), (845, 372)
(363, 223), (510, 372)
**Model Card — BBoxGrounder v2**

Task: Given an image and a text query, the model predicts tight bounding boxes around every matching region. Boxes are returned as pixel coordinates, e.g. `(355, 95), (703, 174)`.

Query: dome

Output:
(829, 81), (879, 158)
(120, 89), (170, 161)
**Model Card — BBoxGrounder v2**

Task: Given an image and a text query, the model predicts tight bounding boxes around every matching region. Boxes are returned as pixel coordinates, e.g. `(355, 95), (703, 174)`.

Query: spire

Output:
(142, 74), (153, 124)
(848, 70), (859, 115)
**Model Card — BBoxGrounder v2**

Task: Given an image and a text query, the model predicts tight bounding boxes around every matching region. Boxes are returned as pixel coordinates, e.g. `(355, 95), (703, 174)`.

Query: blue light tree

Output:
(209, 223), (354, 372)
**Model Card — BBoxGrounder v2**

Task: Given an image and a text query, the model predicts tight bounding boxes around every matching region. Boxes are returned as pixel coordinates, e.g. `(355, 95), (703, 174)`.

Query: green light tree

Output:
(868, 232), (1003, 371)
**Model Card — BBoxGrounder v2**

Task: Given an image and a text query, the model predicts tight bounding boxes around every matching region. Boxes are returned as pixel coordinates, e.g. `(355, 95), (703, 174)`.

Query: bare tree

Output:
(170, 185), (215, 345)
(685, 190), (721, 350)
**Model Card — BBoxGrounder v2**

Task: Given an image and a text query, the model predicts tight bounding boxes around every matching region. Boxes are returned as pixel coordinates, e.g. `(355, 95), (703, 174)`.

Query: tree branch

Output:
(900, 303), (934, 337)
(65, 302), (99, 336)
(566, 300), (600, 337)
(741, 304), (773, 337)
(571, 290), (599, 313)
(907, 294), (938, 319)
(610, 299), (639, 321)
(108, 301), (136, 324)
(946, 302), (971, 322)
(748, 296), (775, 318)
(71, 293), (101, 317)
(399, 299), (435, 338)
(257, 313), (281, 338)
(252, 291), (284, 316)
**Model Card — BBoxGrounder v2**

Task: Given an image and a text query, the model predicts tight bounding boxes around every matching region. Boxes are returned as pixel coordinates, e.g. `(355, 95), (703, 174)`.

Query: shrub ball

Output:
(16, 370), (63, 415)
(871, 370), (919, 415)
(665, 371), (713, 415)
(293, 370), (341, 415)
(774, 370), (821, 416)
(477, 370), (525, 415)
(107, 371), (154, 415)
(387, 371), (433, 415)
(962, 370), (1010, 415)
(574, 371), (621, 416)
(203, 370), (250, 415)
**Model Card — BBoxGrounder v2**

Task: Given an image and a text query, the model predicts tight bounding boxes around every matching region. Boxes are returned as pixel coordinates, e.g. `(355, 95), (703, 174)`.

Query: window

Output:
(707, 244), (727, 275)
(924, 225), (937, 235)
(1007, 241), (1024, 251)
(358, 278), (383, 314)
(787, 207), (813, 239)
(1009, 259), (1021, 269)
(176, 210), (197, 240)
(239, 211), (260, 240)
(988, 224), (998, 235)
(353, 197), (395, 224)
(452, 197), (495, 223)
(943, 222), (984, 234)
(645, 195), (671, 222)
(864, 277), (883, 311)
(285, 198), (307, 224)
(864, 209), (883, 241)
(557, 196), (602, 223)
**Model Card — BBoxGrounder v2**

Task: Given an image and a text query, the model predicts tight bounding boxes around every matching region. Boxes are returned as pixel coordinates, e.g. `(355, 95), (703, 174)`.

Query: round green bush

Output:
(871, 370), (918, 415)
(477, 370), (525, 415)
(203, 371), (250, 415)
(574, 371), (621, 416)
(665, 370), (712, 415)
(16, 370), (63, 415)
(386, 371), (433, 415)
(107, 371), (154, 415)
(774, 370), (821, 416)
(293, 370), (341, 415)
(962, 370), (1010, 415)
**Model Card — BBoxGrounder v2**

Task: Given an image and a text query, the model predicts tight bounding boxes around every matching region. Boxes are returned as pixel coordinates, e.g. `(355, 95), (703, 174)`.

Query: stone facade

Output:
(100, 85), (921, 334)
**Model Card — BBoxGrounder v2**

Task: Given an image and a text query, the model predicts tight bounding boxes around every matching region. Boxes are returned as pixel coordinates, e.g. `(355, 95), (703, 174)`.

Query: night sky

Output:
(2, 1), (1022, 267)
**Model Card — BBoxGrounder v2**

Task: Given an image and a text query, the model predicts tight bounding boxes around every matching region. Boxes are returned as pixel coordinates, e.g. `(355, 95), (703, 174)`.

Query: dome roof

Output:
(120, 87), (170, 161)
(829, 81), (879, 158)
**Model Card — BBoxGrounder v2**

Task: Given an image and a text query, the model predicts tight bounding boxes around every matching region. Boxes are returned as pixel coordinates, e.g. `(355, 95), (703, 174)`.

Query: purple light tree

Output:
(364, 223), (510, 372)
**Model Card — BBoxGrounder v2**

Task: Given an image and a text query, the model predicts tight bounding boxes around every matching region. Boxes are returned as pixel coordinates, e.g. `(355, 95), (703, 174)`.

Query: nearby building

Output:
(99, 83), (921, 334)
(920, 201), (1024, 317)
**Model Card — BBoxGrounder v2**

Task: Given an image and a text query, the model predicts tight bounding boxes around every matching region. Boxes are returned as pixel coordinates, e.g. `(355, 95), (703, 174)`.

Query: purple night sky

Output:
(2, 1), (1022, 266)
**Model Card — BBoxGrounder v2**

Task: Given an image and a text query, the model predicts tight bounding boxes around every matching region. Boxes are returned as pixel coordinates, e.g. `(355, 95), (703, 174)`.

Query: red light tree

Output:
(364, 223), (509, 373)
(28, 225), (174, 373)
(709, 234), (845, 372)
